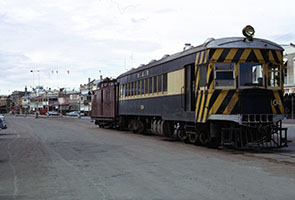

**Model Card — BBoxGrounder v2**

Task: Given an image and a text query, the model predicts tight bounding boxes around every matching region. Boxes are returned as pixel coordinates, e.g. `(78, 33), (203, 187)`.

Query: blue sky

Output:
(1, 0), (295, 94)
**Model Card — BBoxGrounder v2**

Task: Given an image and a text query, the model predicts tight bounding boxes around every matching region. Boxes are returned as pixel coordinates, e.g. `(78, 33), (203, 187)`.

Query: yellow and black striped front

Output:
(195, 47), (284, 123)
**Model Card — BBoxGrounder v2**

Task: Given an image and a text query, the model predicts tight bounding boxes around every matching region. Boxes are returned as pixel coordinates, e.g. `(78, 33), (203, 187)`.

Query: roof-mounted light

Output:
(242, 25), (255, 40)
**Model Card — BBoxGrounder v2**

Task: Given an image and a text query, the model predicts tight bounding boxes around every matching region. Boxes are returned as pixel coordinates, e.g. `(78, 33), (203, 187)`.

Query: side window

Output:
(163, 73), (167, 92)
(145, 78), (148, 94)
(135, 81), (138, 95)
(149, 77), (153, 93)
(120, 85), (123, 98)
(141, 79), (144, 95)
(268, 63), (280, 88)
(123, 84), (125, 98)
(137, 80), (141, 95)
(199, 65), (208, 88)
(131, 82), (133, 96)
(158, 75), (162, 92)
(153, 76), (157, 93)
(215, 63), (235, 87)
(126, 83), (129, 97)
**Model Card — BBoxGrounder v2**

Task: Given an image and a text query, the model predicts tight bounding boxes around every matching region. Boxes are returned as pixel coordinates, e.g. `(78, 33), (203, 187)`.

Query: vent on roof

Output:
(203, 38), (215, 46)
(149, 59), (157, 64)
(162, 54), (170, 59)
(139, 64), (145, 67)
(183, 43), (193, 51)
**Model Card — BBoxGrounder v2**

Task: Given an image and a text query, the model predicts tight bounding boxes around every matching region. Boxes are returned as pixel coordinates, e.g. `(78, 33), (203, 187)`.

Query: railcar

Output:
(91, 26), (288, 149)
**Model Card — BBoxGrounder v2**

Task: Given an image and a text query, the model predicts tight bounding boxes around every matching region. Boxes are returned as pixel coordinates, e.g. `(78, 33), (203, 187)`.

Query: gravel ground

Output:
(0, 116), (295, 200)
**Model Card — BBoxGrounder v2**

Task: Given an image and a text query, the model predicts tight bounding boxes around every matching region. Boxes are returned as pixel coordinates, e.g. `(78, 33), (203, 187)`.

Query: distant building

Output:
(58, 88), (81, 115)
(11, 90), (26, 114)
(282, 43), (295, 94)
(80, 78), (100, 116)
(0, 95), (10, 113)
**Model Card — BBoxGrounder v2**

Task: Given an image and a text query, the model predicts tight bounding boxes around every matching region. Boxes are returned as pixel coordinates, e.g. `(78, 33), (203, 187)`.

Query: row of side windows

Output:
(119, 73), (167, 98)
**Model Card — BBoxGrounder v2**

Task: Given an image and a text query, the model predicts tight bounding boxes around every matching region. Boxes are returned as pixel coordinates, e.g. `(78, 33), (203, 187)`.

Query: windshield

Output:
(240, 63), (263, 87)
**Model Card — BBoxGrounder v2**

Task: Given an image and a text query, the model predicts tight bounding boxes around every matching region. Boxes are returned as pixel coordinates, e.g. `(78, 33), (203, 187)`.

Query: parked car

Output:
(66, 111), (84, 117)
(46, 111), (59, 116)
(0, 118), (7, 129)
(0, 114), (5, 121)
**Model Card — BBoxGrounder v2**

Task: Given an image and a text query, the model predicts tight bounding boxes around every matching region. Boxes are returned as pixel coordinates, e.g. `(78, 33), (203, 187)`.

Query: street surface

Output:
(0, 116), (295, 200)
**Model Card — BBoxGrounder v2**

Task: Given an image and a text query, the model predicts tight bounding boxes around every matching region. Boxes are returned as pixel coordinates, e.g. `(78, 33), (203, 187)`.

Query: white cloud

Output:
(0, 0), (295, 94)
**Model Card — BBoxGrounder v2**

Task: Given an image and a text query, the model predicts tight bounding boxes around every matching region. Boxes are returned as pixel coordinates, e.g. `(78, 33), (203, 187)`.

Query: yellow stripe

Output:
(235, 63), (239, 78)
(211, 49), (223, 62)
(194, 53), (200, 91)
(195, 91), (202, 119)
(223, 92), (238, 114)
(273, 90), (284, 114)
(271, 104), (277, 114)
(209, 90), (229, 114)
(275, 50), (283, 62)
(199, 51), (204, 64)
(269, 51), (275, 62)
(198, 91), (206, 122)
(204, 49), (209, 63)
(253, 49), (264, 62)
(225, 49), (238, 62)
(201, 66), (214, 122)
(202, 86), (214, 122)
(240, 49), (251, 61)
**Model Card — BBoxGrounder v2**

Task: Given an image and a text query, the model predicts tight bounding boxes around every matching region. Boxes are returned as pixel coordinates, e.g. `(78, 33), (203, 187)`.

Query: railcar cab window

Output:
(267, 63), (281, 88)
(240, 63), (263, 87)
(214, 63), (235, 87)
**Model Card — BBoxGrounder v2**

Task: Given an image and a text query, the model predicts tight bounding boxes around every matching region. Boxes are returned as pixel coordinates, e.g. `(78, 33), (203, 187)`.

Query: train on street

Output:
(91, 26), (288, 149)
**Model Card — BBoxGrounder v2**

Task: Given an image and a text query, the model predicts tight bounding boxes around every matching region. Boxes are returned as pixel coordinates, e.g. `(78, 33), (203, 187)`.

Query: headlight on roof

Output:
(242, 25), (255, 40)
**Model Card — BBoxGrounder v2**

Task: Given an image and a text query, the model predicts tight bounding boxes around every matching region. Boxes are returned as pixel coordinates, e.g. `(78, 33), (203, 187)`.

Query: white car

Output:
(46, 111), (59, 116)
(0, 118), (7, 129)
(0, 114), (5, 121)
(66, 111), (85, 117)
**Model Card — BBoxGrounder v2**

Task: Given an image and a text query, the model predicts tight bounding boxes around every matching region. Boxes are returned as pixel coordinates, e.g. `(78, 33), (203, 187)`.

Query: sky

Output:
(1, 0), (295, 95)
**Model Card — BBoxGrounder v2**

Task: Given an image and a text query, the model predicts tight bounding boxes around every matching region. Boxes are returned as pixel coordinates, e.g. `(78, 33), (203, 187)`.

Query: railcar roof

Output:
(117, 37), (283, 78)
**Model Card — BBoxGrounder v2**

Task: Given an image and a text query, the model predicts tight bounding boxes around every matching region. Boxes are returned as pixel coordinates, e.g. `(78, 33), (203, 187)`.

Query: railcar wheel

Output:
(177, 127), (188, 143)
(199, 132), (210, 146)
(130, 120), (145, 134)
(162, 121), (173, 137)
(188, 133), (198, 144)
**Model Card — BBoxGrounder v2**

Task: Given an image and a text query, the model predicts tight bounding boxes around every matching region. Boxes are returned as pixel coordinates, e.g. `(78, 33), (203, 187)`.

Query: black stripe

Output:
(200, 90), (208, 121)
(278, 90), (284, 101)
(208, 90), (221, 109)
(195, 65), (199, 80)
(216, 90), (236, 114)
(208, 71), (214, 89)
(202, 51), (207, 64)
(271, 50), (280, 63)
(233, 49), (244, 63)
(217, 49), (230, 62)
(231, 99), (239, 114)
(246, 50), (258, 63)
(196, 90), (203, 118)
(271, 92), (281, 114)
(236, 75), (239, 89)
(209, 49), (216, 60)
(260, 49), (269, 62)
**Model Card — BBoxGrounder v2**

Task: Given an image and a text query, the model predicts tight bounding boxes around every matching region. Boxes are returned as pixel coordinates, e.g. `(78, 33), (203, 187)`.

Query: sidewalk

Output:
(283, 119), (295, 124)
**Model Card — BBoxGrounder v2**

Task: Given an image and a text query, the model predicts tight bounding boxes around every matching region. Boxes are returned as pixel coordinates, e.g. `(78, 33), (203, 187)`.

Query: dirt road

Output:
(0, 116), (295, 200)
